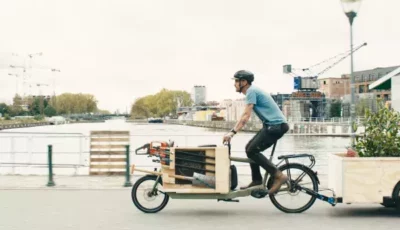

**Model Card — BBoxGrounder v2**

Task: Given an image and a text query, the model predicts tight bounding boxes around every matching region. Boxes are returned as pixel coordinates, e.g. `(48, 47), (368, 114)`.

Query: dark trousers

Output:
(245, 123), (289, 182)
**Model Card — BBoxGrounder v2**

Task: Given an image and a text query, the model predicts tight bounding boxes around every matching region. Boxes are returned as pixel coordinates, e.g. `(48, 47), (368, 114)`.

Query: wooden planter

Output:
(328, 153), (400, 204)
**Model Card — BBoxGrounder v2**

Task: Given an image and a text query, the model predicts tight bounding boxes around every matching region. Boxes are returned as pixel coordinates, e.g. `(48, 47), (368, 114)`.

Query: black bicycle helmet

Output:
(233, 70), (254, 84)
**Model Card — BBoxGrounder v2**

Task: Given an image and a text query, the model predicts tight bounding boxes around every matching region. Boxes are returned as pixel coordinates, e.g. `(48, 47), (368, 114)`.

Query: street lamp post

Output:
(340, 0), (362, 147)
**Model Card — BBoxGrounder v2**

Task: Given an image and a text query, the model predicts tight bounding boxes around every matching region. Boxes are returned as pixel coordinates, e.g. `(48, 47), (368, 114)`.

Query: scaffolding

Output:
(271, 91), (328, 121)
(341, 93), (379, 117)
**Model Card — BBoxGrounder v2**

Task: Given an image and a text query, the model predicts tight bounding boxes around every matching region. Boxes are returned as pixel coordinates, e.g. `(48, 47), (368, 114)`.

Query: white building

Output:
(369, 66), (400, 112)
(191, 85), (207, 105)
(219, 98), (259, 122)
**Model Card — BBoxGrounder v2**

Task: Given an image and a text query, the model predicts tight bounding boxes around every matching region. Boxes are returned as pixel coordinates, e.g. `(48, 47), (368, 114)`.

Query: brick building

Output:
(318, 65), (400, 101)
(318, 76), (350, 99)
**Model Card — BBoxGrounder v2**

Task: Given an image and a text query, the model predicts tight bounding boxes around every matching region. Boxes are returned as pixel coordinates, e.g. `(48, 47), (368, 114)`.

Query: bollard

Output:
(47, 145), (55, 187)
(124, 145), (132, 187)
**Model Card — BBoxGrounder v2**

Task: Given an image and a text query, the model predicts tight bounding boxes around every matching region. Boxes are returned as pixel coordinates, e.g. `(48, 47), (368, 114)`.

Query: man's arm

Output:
(232, 103), (253, 133)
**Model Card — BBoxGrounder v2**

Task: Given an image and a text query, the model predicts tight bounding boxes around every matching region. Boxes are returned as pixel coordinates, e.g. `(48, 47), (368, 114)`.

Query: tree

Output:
(356, 98), (377, 117)
(44, 105), (57, 117)
(130, 89), (193, 119)
(330, 99), (342, 117)
(50, 93), (98, 114)
(0, 103), (9, 116)
(8, 94), (24, 116)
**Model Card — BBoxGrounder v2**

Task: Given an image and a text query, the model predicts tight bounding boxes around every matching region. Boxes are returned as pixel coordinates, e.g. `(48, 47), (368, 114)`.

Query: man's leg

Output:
(241, 130), (264, 188)
(267, 123), (290, 194)
(240, 126), (278, 189)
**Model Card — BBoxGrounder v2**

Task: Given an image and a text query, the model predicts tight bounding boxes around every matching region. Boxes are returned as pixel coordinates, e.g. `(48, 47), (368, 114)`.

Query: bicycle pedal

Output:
(218, 199), (239, 202)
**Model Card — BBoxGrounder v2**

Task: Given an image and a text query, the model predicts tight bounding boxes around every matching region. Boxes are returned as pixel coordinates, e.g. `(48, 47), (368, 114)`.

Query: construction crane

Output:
(7, 73), (20, 96)
(283, 42), (367, 92)
(8, 53), (60, 98)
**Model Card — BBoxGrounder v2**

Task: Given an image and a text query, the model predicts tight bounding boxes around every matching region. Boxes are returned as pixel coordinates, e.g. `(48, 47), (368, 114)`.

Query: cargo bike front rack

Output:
(130, 140), (338, 214)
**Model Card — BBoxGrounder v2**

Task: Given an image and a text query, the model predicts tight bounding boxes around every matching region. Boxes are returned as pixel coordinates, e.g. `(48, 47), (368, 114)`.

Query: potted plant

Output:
(328, 99), (400, 204)
(351, 99), (400, 157)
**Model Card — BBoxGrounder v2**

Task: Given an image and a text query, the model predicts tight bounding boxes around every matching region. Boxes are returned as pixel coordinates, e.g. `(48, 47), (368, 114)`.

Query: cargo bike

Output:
(130, 140), (340, 214)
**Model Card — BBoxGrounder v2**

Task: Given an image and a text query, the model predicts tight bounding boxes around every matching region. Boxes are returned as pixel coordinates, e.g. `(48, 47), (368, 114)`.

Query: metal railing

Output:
(0, 132), (337, 187)
(0, 131), (87, 175)
(286, 117), (366, 124)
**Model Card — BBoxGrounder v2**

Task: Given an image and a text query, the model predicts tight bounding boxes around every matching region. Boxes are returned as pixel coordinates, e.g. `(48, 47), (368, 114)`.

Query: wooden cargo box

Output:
(328, 153), (400, 204)
(160, 146), (230, 194)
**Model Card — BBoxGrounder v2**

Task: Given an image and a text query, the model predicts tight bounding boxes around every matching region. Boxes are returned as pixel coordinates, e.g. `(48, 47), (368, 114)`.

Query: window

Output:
(359, 85), (364, 93)
(384, 94), (389, 101)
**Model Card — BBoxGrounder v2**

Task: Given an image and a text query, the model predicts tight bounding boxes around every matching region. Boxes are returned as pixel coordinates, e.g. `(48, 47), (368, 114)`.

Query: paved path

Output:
(1, 175), (399, 230)
(0, 189), (399, 230)
(0, 175), (138, 190)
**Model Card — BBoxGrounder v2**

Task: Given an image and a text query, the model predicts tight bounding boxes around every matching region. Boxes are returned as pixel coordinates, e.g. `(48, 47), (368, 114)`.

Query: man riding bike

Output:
(222, 70), (290, 195)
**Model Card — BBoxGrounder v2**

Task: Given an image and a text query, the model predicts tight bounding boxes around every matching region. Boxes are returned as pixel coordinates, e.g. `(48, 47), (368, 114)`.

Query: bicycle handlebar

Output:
(224, 142), (232, 156)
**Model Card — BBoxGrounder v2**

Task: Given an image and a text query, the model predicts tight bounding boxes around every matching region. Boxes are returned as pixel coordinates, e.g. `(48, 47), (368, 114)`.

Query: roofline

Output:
(318, 77), (349, 80)
(369, 66), (400, 90)
(344, 65), (400, 75)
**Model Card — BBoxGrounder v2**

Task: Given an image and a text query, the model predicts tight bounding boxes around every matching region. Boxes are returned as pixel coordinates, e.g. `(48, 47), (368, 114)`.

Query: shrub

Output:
(353, 100), (400, 157)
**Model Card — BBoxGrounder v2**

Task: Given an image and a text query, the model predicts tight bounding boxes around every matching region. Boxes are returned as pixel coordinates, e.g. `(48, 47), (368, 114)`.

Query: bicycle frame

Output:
(134, 140), (339, 208)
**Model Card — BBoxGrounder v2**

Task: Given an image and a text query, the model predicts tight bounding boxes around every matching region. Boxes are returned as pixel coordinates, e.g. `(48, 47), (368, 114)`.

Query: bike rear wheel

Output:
(268, 163), (319, 213)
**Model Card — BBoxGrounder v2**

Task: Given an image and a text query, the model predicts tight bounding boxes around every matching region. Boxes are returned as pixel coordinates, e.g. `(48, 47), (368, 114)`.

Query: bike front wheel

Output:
(131, 175), (169, 213)
(268, 163), (319, 213)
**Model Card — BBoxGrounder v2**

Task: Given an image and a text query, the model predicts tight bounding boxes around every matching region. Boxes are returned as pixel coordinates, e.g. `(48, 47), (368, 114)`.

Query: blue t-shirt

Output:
(245, 85), (287, 125)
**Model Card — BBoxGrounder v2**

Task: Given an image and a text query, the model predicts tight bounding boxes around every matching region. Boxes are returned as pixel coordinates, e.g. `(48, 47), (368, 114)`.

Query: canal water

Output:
(0, 120), (350, 176)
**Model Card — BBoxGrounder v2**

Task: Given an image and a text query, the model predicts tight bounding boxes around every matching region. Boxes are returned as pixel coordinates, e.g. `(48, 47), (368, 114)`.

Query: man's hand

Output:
(222, 131), (235, 144)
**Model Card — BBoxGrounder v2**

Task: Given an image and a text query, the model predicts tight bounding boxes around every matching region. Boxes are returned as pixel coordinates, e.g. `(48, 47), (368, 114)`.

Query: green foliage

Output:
(330, 100), (342, 117)
(34, 115), (44, 121)
(4, 114), (11, 120)
(1, 93), (100, 118)
(353, 100), (400, 157)
(7, 94), (25, 116)
(44, 105), (57, 117)
(0, 103), (9, 115)
(355, 98), (377, 117)
(49, 93), (98, 114)
(130, 89), (193, 118)
(28, 97), (48, 115)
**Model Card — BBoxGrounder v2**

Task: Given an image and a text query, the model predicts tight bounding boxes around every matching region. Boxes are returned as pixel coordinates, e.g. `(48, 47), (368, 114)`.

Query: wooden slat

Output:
(89, 130), (130, 175)
(90, 164), (126, 169)
(215, 147), (230, 194)
(90, 151), (126, 155)
(91, 144), (128, 149)
(90, 138), (130, 142)
(90, 131), (130, 135)
(162, 183), (216, 193)
(90, 158), (126, 162)
(90, 171), (125, 176)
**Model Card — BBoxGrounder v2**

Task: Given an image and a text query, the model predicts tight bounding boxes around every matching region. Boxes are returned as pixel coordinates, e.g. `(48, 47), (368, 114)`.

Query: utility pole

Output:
(50, 69), (60, 110)
(36, 83), (49, 115)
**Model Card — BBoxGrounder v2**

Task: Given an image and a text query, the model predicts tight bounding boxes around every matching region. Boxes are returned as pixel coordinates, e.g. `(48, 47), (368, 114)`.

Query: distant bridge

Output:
(62, 113), (130, 121)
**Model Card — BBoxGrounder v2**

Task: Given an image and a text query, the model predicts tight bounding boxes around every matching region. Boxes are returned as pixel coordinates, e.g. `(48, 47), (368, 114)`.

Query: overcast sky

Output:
(0, 0), (399, 113)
